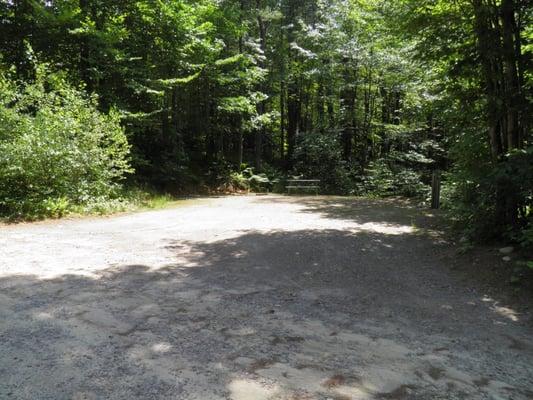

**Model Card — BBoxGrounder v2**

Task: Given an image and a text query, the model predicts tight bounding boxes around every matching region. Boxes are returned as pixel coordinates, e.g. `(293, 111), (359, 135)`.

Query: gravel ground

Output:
(0, 195), (532, 400)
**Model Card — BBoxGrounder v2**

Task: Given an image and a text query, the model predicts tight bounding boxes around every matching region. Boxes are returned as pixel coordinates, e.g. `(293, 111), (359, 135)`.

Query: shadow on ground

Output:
(258, 196), (441, 229)
(2, 223), (533, 400)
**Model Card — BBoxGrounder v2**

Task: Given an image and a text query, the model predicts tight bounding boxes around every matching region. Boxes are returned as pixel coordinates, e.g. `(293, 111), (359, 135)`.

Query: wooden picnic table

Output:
(286, 179), (320, 195)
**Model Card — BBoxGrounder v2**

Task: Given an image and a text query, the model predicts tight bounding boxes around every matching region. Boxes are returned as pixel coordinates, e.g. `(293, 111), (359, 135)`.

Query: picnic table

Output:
(286, 179), (320, 195)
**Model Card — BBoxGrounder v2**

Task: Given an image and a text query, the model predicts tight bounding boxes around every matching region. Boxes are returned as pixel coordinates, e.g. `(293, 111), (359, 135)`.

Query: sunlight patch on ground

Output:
(0, 196), (417, 280)
(482, 295), (520, 322)
(151, 342), (173, 353)
(492, 305), (519, 322)
(34, 311), (54, 320)
(1, 195), (530, 399)
(353, 222), (415, 235)
(228, 379), (279, 400)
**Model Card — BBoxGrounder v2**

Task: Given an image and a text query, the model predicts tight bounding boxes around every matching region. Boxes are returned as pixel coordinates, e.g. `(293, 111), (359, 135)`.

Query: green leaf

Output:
(153, 71), (202, 87)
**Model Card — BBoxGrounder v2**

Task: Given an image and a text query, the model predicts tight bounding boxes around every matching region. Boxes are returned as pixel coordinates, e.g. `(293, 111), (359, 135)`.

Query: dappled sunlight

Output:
(34, 311), (54, 320)
(151, 342), (173, 354)
(0, 0), (529, 394)
(492, 305), (520, 322)
(1, 196), (532, 398)
(354, 222), (414, 235)
(354, 222), (415, 235)
(0, 236), (530, 398)
(252, 195), (441, 237)
(226, 365), (376, 399)
(494, 306), (520, 322)
(481, 295), (521, 322)
(0, 196), (423, 281)
(228, 379), (280, 400)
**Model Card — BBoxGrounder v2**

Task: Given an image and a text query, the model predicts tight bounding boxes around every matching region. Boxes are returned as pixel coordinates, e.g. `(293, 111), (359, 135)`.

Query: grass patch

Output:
(0, 187), (196, 223)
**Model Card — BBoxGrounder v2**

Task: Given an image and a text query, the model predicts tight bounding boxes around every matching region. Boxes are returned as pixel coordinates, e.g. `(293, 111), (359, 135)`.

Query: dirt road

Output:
(1, 195), (532, 399)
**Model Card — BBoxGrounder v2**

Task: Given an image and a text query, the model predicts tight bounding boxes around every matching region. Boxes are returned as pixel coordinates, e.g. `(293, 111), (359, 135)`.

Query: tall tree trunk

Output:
(237, 0), (245, 167)
(171, 86), (183, 159)
(513, 5), (527, 145)
(472, 0), (504, 161)
(254, 0), (267, 171)
(316, 76), (325, 132)
(79, 0), (93, 92)
(500, 0), (522, 227)
(204, 78), (215, 162)
(14, 0), (33, 79)
(287, 79), (300, 169)
(280, 77), (286, 165)
(501, 0), (520, 150)
(361, 63), (374, 167)
(341, 60), (356, 161)
(285, 3), (299, 169)
(472, 0), (523, 229)
(393, 90), (402, 125)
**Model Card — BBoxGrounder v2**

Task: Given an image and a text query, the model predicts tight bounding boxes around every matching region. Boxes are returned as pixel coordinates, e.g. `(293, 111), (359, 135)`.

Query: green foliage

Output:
(395, 0), (532, 245)
(291, 130), (432, 198)
(0, 66), (132, 219)
(0, 0), (530, 258)
(444, 146), (533, 242)
(356, 159), (429, 198)
(511, 259), (533, 285)
(518, 223), (533, 249)
(248, 173), (271, 192)
(293, 132), (352, 194)
(229, 171), (251, 191)
(226, 167), (275, 192)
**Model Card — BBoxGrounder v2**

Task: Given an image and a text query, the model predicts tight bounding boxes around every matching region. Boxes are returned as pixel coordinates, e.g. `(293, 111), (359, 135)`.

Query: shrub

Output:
(229, 171), (251, 191)
(0, 66), (132, 219)
(356, 159), (429, 198)
(292, 132), (352, 194)
(443, 145), (533, 243)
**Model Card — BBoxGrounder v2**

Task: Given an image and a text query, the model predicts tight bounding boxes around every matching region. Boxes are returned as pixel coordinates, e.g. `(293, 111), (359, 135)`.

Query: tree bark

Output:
(472, 0), (504, 161)
(280, 77), (286, 165)
(254, 0), (267, 171)
(79, 0), (93, 92)
(341, 59), (356, 161)
(501, 0), (520, 150)
(471, 0), (525, 229)
(14, 0), (33, 80)
(286, 3), (299, 169)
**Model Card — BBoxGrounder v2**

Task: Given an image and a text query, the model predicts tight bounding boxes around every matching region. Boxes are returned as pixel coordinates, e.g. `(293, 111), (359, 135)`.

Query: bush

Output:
(292, 132), (352, 194)
(229, 171), (251, 191)
(0, 66), (132, 219)
(444, 144), (533, 243)
(224, 167), (276, 192)
(290, 132), (431, 197)
(356, 159), (429, 198)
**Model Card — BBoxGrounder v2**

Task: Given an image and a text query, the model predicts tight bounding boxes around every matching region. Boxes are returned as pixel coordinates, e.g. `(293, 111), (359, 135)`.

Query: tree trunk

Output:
(14, 0), (33, 79)
(316, 77), (325, 132)
(254, 0), (267, 171)
(280, 78), (286, 165)
(171, 86), (183, 159)
(286, 3), (299, 170)
(79, 0), (93, 92)
(472, 0), (504, 161)
(287, 80), (300, 169)
(471, 0), (524, 229)
(341, 60), (356, 161)
(237, 0), (245, 167)
(501, 0), (520, 150)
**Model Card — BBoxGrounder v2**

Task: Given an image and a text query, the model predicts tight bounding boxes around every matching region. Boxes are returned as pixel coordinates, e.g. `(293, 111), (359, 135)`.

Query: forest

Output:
(0, 0), (531, 244)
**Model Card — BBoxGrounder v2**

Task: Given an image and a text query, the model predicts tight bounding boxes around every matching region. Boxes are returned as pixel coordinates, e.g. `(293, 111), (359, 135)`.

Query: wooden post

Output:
(431, 170), (441, 209)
